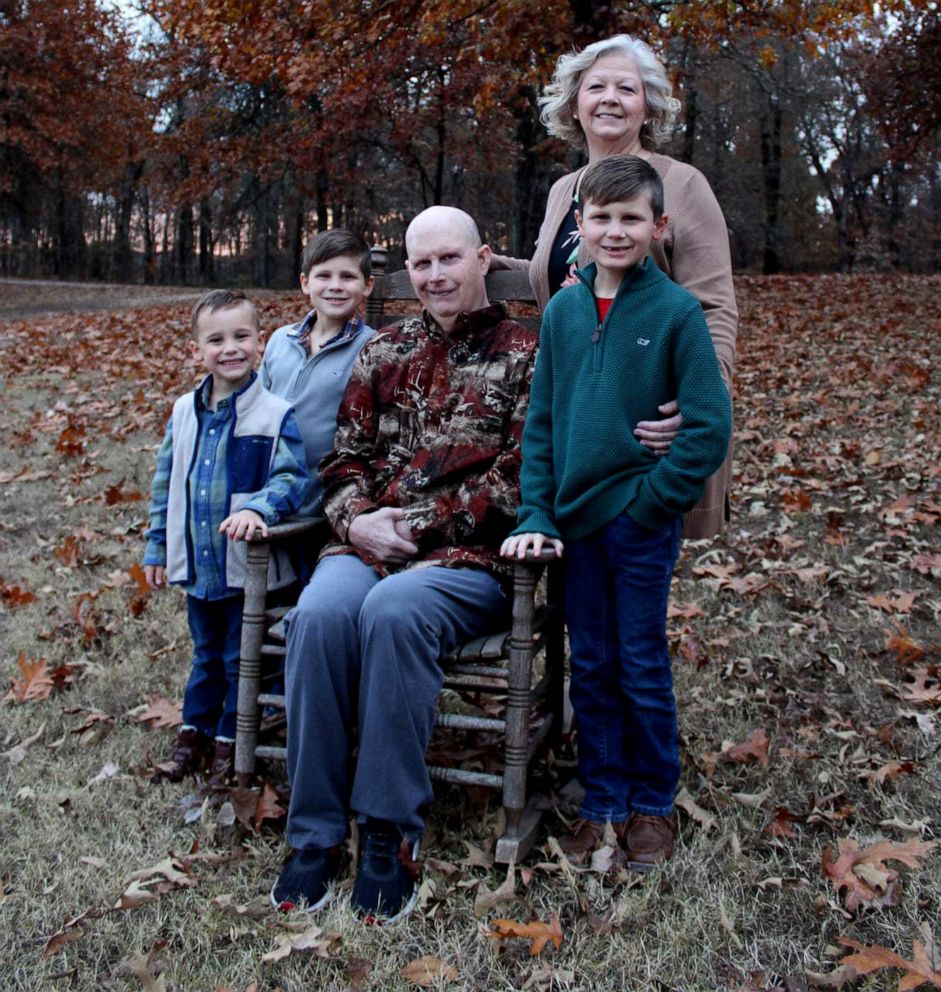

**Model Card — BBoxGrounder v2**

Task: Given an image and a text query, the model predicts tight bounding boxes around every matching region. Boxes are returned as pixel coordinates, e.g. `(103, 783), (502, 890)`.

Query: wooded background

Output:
(1, 0), (938, 287)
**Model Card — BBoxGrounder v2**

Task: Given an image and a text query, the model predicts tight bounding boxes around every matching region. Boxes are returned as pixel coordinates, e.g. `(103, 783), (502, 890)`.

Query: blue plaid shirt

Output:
(144, 375), (308, 599)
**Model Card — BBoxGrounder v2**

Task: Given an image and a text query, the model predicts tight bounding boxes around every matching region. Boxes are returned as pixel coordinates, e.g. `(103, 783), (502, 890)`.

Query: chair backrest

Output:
(366, 245), (539, 330)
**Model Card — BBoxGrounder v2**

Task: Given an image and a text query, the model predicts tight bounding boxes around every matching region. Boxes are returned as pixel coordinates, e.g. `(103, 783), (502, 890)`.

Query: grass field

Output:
(0, 274), (938, 991)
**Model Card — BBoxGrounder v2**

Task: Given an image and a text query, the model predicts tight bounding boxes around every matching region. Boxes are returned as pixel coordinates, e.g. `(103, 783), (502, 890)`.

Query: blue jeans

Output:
(564, 512), (682, 820)
(284, 555), (509, 849)
(183, 594), (243, 739)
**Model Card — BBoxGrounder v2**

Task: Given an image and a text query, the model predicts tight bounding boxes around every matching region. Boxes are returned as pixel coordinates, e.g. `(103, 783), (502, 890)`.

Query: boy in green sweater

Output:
(502, 156), (731, 869)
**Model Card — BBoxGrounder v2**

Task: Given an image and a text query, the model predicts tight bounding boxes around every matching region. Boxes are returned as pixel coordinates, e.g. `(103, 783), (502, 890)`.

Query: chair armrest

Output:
(249, 516), (326, 542)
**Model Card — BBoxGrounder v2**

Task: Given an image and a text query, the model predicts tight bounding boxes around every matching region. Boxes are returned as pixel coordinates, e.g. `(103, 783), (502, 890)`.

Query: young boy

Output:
(261, 230), (375, 518)
(502, 156), (732, 869)
(143, 289), (309, 786)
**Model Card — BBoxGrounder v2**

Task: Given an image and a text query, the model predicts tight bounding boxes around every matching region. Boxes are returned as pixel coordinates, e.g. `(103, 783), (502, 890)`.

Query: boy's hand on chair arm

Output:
(144, 564), (166, 589)
(219, 509), (268, 542)
(500, 533), (564, 560)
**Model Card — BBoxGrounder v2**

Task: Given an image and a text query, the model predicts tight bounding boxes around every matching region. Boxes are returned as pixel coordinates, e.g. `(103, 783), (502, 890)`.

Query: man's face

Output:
(406, 215), (491, 332)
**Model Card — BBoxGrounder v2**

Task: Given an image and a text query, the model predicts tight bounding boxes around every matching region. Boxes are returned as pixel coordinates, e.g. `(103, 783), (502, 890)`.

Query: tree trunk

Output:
(759, 96), (783, 274)
(198, 199), (213, 282)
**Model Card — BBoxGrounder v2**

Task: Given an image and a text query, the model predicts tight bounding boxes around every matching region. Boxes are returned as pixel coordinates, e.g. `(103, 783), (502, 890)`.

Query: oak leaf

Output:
(722, 728), (770, 765)
(0, 577), (37, 607)
(134, 697), (183, 729)
(6, 654), (58, 703)
(822, 837), (937, 912)
(401, 956), (460, 986)
(867, 591), (917, 614)
(838, 935), (941, 991)
(886, 625), (926, 665)
(486, 913), (564, 956)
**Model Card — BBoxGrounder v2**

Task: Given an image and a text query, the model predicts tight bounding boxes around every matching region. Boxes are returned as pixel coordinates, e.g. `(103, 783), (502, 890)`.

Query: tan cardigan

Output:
(494, 152), (737, 539)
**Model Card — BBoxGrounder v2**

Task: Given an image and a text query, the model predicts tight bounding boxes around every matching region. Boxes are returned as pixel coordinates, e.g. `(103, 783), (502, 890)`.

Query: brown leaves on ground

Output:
(261, 924), (341, 963)
(5, 653), (75, 703)
(822, 837), (938, 913)
(0, 575), (37, 607)
(401, 955), (460, 986)
(485, 913), (564, 956)
(132, 696), (183, 729)
(835, 932), (941, 990)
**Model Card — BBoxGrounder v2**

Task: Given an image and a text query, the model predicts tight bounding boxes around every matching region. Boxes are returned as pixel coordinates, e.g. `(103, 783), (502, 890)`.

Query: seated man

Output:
(271, 206), (539, 923)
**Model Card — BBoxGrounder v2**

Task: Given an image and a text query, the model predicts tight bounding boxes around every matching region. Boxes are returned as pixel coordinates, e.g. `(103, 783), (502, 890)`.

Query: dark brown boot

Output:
(206, 738), (235, 787)
(151, 727), (209, 783)
(558, 818), (606, 860)
(622, 813), (676, 871)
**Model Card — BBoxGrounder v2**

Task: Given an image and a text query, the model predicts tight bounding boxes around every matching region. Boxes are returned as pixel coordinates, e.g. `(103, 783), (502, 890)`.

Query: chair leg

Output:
(234, 538), (271, 788)
(497, 559), (542, 863)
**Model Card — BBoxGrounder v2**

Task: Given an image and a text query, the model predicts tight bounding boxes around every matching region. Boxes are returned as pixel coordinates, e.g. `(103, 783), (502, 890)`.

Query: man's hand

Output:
(144, 564), (166, 589)
(634, 399), (683, 455)
(500, 532), (564, 560)
(348, 507), (419, 563)
(219, 509), (268, 541)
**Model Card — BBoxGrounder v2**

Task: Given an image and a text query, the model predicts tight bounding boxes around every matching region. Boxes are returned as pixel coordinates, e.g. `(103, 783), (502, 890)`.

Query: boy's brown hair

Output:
(578, 156), (665, 219)
(190, 289), (259, 338)
(301, 230), (372, 280)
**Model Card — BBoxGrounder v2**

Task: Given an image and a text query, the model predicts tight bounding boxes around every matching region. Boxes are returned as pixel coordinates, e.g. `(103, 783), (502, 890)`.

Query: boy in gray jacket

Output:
(261, 230), (375, 518)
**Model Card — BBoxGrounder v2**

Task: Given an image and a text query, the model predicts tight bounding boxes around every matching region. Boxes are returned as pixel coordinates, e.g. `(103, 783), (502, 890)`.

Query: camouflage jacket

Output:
(320, 303), (538, 577)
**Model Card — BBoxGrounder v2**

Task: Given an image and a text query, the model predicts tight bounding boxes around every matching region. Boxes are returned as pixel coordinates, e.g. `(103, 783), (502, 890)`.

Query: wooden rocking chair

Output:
(234, 248), (563, 863)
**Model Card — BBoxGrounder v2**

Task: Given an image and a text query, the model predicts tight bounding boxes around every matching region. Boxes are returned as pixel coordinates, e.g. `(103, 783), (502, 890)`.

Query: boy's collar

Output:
(577, 255), (652, 295)
(196, 370), (258, 408)
(293, 310), (365, 345)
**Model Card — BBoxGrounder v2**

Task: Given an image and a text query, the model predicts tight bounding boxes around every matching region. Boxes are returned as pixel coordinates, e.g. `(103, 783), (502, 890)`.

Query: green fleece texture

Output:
(514, 257), (732, 540)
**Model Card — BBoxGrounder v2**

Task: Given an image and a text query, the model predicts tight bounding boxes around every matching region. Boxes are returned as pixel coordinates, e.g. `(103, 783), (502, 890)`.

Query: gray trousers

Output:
(284, 554), (509, 849)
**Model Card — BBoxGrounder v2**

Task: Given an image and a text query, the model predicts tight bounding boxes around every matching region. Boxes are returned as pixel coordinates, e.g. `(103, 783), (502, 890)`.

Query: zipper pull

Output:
(591, 325), (601, 343)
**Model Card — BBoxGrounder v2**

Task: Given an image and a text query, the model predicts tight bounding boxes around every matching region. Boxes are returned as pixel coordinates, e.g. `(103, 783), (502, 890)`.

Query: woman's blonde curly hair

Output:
(538, 35), (681, 151)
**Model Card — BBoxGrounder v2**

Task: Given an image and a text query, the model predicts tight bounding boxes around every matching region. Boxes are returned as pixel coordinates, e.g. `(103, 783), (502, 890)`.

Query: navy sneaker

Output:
(351, 819), (421, 924)
(270, 846), (342, 912)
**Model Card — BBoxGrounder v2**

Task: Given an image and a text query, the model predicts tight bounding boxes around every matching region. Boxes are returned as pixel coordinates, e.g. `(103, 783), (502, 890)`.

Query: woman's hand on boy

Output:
(500, 533), (564, 560)
(219, 509), (268, 542)
(144, 564), (166, 589)
(634, 399), (683, 455)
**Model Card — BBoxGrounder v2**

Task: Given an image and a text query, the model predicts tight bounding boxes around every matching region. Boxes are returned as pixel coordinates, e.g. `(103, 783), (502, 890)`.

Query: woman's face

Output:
(575, 51), (647, 157)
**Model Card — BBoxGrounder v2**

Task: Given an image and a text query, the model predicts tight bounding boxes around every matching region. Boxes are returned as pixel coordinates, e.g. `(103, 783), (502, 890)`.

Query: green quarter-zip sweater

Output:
(513, 257), (732, 541)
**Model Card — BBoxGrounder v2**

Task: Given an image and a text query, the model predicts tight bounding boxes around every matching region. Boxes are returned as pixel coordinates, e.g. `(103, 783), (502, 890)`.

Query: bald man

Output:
(272, 207), (538, 922)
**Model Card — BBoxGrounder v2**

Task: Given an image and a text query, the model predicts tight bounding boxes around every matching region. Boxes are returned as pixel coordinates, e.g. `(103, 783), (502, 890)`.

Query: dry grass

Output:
(0, 276), (939, 992)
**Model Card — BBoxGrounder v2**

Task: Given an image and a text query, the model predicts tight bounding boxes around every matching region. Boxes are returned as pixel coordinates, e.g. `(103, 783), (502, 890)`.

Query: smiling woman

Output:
(494, 34), (739, 540)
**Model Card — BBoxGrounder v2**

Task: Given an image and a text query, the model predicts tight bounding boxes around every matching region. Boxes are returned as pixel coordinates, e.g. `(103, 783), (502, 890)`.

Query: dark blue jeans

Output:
(183, 594), (243, 740)
(564, 512), (683, 821)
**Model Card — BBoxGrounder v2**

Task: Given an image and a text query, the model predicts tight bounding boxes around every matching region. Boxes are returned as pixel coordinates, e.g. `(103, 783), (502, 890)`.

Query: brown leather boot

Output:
(206, 738), (235, 787)
(558, 818), (606, 860)
(151, 727), (209, 783)
(622, 813), (676, 871)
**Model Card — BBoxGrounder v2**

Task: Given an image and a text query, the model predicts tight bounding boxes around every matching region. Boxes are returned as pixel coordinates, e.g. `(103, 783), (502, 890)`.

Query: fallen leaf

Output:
(261, 925), (341, 962)
(6, 654), (55, 703)
(866, 591), (917, 614)
(722, 728), (770, 765)
(822, 837), (937, 912)
(675, 788), (716, 834)
(347, 957), (373, 990)
(87, 762), (120, 787)
(838, 935), (941, 991)
(486, 913), (564, 956)
(134, 696), (183, 729)
(401, 955), (460, 987)
(474, 864), (518, 917)
(2, 721), (46, 764)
